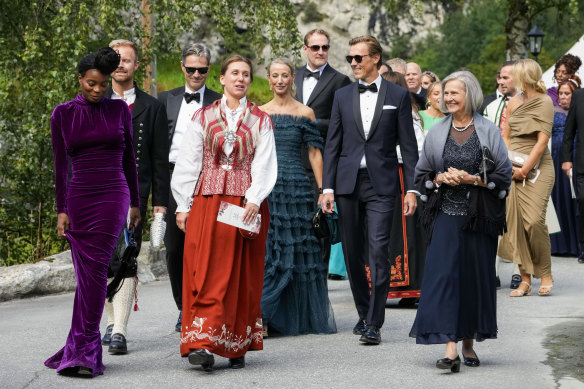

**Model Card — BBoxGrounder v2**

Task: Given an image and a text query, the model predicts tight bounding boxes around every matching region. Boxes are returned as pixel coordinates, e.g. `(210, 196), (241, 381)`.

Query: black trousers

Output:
(336, 170), (394, 328)
(164, 167), (184, 311)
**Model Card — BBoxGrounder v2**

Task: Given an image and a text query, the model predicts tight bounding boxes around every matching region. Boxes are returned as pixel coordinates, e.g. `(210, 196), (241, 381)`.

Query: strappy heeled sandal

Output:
(509, 281), (531, 297)
(538, 276), (553, 296)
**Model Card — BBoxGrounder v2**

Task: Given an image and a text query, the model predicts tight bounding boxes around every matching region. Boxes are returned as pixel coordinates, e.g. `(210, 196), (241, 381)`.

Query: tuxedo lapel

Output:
(352, 83), (366, 140)
(366, 81), (388, 139)
(167, 88), (183, 128)
(306, 65), (333, 107)
(294, 68), (304, 103)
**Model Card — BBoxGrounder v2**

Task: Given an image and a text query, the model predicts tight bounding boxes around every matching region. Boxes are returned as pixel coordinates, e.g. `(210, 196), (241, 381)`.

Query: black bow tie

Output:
(184, 92), (201, 104)
(304, 70), (320, 80)
(358, 83), (378, 94)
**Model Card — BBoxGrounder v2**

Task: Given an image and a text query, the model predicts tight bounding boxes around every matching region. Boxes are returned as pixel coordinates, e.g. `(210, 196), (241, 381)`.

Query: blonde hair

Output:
(109, 39), (138, 61)
(512, 59), (546, 94)
(267, 57), (296, 97)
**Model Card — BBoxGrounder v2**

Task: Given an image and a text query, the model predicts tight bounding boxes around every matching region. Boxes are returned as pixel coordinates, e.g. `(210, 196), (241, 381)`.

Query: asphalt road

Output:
(1, 257), (583, 389)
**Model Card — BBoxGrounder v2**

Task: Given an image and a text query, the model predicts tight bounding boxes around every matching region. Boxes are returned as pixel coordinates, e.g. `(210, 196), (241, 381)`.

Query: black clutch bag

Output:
(479, 146), (496, 183)
(312, 208), (341, 245)
(106, 227), (138, 301)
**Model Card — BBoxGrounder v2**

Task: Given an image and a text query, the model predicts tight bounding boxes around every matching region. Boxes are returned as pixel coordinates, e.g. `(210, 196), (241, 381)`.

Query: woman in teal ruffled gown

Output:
(260, 58), (336, 335)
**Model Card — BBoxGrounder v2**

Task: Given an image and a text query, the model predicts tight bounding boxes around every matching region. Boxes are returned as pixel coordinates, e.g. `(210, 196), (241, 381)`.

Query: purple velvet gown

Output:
(45, 94), (139, 376)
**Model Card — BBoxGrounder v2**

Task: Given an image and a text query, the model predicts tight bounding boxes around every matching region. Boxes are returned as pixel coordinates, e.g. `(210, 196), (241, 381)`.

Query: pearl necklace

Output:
(452, 118), (474, 132)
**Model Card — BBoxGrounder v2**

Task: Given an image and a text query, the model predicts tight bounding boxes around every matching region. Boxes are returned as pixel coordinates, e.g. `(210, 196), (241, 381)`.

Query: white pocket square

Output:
(383, 105), (397, 109)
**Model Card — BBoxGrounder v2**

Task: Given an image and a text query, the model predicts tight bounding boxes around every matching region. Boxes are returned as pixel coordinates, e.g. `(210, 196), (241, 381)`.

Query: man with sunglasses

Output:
(101, 39), (170, 355)
(158, 43), (222, 333)
(321, 35), (419, 345)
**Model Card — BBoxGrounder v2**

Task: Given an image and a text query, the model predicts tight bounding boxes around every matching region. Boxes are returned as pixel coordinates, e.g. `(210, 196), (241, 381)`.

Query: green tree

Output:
(0, 0), (300, 265)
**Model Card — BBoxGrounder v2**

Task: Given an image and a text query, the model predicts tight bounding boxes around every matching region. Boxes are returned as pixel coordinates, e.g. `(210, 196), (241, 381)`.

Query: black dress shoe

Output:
(188, 349), (214, 372)
(352, 319), (367, 335)
(578, 252), (584, 264)
(359, 326), (381, 345)
(328, 274), (345, 280)
(495, 276), (501, 288)
(175, 311), (182, 332)
(102, 324), (113, 345)
(229, 356), (245, 369)
(397, 298), (418, 307)
(436, 355), (461, 372)
(510, 274), (521, 289)
(463, 350), (480, 367)
(108, 333), (127, 355)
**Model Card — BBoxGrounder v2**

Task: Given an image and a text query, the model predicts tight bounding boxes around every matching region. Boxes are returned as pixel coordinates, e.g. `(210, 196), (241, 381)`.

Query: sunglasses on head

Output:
(345, 54), (371, 64)
(184, 66), (209, 75)
(307, 45), (330, 52)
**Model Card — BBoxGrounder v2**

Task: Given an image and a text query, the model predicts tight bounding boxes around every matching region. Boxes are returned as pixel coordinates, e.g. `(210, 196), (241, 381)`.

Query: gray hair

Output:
(439, 70), (484, 115)
(182, 43), (211, 65)
(387, 58), (407, 73)
(267, 57), (296, 97)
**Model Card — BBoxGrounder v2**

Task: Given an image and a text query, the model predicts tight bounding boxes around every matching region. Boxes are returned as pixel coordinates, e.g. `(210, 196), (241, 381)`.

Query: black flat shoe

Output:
(229, 356), (245, 369)
(359, 326), (381, 345)
(510, 274), (521, 289)
(463, 351), (480, 367)
(175, 311), (182, 332)
(495, 276), (501, 288)
(352, 319), (367, 335)
(102, 324), (113, 345)
(328, 274), (345, 280)
(397, 298), (418, 308)
(108, 333), (127, 355)
(58, 366), (93, 378)
(436, 355), (461, 373)
(188, 349), (214, 372)
(578, 252), (584, 264)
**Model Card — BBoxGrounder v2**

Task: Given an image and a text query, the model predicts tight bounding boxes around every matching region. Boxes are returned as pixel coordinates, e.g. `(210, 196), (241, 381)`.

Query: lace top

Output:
(440, 128), (482, 216)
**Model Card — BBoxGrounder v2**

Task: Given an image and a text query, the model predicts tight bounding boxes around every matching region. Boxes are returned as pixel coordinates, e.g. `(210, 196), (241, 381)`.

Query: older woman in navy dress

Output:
(45, 47), (140, 377)
(410, 71), (511, 372)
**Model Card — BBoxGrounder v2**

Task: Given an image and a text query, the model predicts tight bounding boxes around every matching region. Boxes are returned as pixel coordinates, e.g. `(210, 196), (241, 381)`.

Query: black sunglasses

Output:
(307, 45), (330, 52)
(345, 54), (371, 64)
(184, 66), (209, 75)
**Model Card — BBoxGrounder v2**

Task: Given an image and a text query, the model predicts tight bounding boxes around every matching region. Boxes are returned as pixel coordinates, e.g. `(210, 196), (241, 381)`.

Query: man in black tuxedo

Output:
(158, 43), (222, 332)
(103, 39), (170, 354)
(562, 87), (584, 263)
(321, 35), (419, 345)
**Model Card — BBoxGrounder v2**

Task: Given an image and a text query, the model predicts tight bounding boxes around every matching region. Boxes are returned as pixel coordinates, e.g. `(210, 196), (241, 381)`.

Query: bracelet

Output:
(318, 187), (323, 194)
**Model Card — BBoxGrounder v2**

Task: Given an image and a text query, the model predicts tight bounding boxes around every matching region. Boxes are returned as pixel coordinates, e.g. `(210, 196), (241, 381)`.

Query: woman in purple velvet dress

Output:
(45, 47), (141, 377)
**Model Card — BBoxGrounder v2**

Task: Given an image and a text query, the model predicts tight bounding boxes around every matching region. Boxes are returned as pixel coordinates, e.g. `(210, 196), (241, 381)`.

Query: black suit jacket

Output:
(105, 85), (170, 208)
(158, 86), (222, 146)
(562, 88), (584, 196)
(479, 92), (498, 115)
(323, 79), (419, 196)
(294, 64), (351, 140)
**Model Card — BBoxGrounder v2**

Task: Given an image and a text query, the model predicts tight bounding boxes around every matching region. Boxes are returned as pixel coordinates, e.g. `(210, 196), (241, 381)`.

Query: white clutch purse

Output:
(150, 212), (166, 250)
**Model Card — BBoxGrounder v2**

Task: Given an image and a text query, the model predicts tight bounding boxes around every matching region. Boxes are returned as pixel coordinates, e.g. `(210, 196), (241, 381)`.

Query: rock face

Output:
(0, 243), (168, 302)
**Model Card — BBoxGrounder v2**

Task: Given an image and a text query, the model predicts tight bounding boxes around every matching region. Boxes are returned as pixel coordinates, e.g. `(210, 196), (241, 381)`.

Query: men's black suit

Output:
(105, 85), (170, 253)
(479, 92), (498, 115)
(561, 88), (584, 251)
(323, 79), (419, 328)
(158, 86), (222, 310)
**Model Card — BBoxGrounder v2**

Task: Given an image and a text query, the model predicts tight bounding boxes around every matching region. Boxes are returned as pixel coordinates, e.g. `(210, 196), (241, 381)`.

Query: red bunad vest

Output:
(194, 100), (265, 197)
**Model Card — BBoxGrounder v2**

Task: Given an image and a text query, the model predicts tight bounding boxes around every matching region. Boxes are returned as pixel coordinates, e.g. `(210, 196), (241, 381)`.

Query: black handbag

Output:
(312, 208), (341, 245)
(479, 146), (496, 183)
(106, 227), (138, 301)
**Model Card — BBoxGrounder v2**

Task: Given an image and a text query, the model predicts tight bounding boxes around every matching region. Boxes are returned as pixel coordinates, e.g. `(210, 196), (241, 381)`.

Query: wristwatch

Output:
(473, 174), (479, 186)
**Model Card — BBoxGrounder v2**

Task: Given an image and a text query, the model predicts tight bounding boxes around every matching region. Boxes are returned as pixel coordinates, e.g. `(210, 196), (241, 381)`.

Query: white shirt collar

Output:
(306, 63), (328, 75)
(112, 87), (135, 100)
(185, 84), (206, 95)
(221, 95), (247, 114)
(358, 75), (382, 88)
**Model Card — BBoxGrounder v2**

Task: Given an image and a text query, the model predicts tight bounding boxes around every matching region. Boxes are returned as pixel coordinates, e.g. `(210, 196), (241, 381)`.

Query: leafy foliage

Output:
(0, 0), (299, 265)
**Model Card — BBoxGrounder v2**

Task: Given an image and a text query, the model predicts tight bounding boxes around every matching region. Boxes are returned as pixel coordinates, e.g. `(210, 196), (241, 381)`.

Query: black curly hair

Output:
(77, 47), (120, 77)
(554, 54), (582, 79)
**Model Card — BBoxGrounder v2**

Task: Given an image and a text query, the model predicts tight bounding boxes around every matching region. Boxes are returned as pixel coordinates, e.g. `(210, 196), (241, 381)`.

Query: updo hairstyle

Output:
(512, 59), (546, 94)
(267, 57), (296, 96)
(554, 54), (582, 80)
(77, 47), (120, 77)
(559, 75), (582, 93)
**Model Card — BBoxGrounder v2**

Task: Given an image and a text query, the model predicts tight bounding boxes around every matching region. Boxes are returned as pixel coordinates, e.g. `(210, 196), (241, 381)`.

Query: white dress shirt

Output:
(359, 75), (382, 169)
(169, 85), (206, 163)
(302, 63), (327, 105)
(111, 87), (136, 106)
(171, 95), (278, 213)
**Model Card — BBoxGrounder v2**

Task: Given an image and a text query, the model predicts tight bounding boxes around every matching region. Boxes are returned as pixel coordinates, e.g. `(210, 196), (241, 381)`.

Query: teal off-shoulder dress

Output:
(261, 114), (336, 335)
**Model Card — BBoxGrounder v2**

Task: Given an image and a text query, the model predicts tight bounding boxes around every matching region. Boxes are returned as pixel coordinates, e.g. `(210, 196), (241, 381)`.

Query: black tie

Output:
(304, 70), (320, 80)
(184, 92), (200, 104)
(358, 83), (378, 93)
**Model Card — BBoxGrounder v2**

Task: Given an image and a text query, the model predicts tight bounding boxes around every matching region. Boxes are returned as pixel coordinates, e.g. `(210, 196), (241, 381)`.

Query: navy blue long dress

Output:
(550, 110), (580, 256)
(261, 114), (336, 335)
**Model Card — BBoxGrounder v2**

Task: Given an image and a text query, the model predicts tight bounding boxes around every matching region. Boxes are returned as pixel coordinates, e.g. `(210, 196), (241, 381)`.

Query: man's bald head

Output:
(405, 62), (423, 93)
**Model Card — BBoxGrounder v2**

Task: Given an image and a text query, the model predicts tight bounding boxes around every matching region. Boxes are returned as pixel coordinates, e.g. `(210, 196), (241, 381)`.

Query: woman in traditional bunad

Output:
(171, 55), (277, 371)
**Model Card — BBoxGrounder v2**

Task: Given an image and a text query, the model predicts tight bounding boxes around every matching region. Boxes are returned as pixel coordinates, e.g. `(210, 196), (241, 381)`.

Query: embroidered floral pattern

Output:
(181, 316), (263, 353)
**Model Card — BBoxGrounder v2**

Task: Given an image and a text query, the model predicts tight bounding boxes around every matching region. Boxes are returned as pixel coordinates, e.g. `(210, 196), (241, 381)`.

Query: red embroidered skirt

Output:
(180, 193), (268, 359)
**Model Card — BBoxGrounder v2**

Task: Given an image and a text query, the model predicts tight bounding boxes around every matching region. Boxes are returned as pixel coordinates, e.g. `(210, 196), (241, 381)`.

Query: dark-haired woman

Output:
(547, 54), (582, 106)
(45, 47), (140, 377)
(172, 55), (277, 370)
